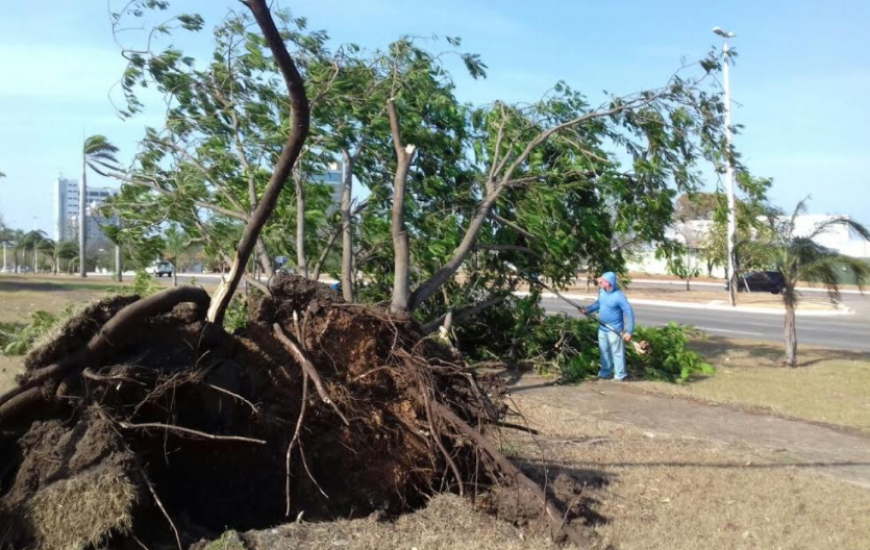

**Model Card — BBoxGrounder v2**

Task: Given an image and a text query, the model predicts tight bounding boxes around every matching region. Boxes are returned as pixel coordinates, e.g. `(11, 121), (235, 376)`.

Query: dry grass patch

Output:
(221, 494), (559, 550)
(0, 278), (113, 392)
(0, 278), (114, 324)
(0, 355), (21, 394)
(632, 337), (870, 433)
(509, 394), (870, 550)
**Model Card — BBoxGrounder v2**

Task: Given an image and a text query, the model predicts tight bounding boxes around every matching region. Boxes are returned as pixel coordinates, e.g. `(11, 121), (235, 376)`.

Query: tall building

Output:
(54, 177), (78, 241)
(54, 176), (118, 243)
(311, 162), (343, 210)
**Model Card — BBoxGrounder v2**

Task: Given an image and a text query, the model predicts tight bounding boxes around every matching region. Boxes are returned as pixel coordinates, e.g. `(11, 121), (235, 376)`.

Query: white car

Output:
(146, 261), (174, 277)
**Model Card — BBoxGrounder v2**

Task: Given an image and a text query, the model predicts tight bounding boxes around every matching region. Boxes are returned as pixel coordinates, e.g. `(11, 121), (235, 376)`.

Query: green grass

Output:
(632, 337), (870, 433)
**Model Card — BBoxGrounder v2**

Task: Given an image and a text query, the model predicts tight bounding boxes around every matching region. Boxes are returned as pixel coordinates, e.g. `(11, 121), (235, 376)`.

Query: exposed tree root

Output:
(0, 275), (597, 549)
(432, 401), (594, 548)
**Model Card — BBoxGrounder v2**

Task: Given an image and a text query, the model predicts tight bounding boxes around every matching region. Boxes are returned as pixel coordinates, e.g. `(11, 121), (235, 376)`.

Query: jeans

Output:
(598, 329), (626, 380)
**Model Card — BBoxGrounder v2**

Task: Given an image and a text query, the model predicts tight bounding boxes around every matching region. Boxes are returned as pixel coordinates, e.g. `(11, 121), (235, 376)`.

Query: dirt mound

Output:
(0, 414), (139, 550)
(0, 275), (595, 548)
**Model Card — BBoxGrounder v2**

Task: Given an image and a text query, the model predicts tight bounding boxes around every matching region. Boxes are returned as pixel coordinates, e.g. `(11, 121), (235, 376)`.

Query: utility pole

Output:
(713, 26), (737, 307)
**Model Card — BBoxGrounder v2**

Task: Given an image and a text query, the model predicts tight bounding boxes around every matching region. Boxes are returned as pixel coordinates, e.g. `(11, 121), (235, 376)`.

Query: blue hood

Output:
(600, 271), (618, 291)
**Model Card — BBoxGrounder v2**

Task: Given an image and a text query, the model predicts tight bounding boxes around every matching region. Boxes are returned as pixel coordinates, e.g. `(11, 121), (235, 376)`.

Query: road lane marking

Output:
(695, 326), (764, 336)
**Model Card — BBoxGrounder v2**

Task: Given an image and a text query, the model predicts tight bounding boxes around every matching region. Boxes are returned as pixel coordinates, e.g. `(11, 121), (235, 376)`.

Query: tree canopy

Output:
(108, 0), (741, 332)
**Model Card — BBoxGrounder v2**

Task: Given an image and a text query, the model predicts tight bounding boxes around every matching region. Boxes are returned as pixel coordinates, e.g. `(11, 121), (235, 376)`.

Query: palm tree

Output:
(80, 135), (120, 278)
(37, 238), (58, 274)
(6, 229), (24, 272)
(0, 224), (14, 271)
(56, 240), (78, 274)
(744, 198), (870, 367)
(17, 230), (47, 273)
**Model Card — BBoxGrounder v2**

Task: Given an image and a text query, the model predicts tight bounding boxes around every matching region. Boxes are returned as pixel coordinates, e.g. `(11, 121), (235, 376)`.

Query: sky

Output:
(1, 0), (868, 236)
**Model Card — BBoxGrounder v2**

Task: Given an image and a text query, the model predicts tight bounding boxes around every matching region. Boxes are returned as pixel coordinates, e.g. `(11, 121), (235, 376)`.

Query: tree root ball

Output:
(0, 275), (594, 549)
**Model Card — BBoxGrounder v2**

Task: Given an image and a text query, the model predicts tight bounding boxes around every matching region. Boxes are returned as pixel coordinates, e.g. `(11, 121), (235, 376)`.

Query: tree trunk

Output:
(386, 99), (415, 315)
(115, 244), (123, 282)
(783, 291), (798, 367)
(293, 165), (309, 278)
(79, 156), (87, 278)
(207, 0), (310, 325)
(255, 237), (273, 278)
(340, 149), (354, 302)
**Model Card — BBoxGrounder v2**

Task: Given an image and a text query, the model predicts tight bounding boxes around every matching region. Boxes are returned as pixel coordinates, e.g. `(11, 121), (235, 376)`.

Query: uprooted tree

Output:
(0, 1), (619, 548)
(0, 0), (750, 547)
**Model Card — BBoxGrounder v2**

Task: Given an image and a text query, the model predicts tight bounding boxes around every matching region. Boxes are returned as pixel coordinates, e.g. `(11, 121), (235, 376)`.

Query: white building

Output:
(54, 176), (118, 243)
(626, 214), (869, 277)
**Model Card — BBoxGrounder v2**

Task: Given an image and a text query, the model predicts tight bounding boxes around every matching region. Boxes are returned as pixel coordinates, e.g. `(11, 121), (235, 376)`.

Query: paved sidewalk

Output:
(509, 375), (870, 489)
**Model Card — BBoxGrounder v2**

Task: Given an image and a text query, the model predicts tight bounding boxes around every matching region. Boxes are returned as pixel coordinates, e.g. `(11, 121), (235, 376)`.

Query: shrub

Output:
(455, 296), (713, 384)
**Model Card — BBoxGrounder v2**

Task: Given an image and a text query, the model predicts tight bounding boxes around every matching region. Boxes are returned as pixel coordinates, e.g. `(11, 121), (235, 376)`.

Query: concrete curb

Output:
(515, 291), (853, 317)
(628, 278), (866, 296)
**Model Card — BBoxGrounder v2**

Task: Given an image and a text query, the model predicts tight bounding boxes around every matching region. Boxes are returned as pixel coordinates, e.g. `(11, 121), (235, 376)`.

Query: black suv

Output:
(725, 271), (785, 294)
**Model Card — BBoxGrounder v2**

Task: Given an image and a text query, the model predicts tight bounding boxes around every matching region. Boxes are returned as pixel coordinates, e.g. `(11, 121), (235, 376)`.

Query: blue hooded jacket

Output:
(585, 272), (635, 334)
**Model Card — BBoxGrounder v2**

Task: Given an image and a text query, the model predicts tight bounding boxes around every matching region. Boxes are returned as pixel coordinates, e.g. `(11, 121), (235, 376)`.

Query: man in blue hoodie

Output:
(581, 272), (635, 381)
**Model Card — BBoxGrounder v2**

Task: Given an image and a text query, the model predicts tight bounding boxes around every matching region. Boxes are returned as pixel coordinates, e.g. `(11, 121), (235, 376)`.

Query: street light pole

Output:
(32, 216), (38, 274)
(714, 27), (737, 307)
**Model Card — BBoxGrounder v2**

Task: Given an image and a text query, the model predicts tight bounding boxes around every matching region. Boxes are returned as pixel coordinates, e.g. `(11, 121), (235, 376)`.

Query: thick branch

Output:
(422, 295), (507, 335)
(387, 99), (416, 314)
(489, 212), (535, 240)
(339, 148), (355, 301)
(208, 0), (310, 325)
(292, 166), (309, 278)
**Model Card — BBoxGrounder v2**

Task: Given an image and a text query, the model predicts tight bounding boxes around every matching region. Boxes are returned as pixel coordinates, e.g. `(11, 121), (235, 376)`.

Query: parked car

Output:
(146, 261), (174, 277)
(725, 271), (785, 294)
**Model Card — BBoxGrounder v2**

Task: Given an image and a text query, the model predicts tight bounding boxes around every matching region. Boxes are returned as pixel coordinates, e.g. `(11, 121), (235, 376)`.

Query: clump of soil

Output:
(0, 275), (595, 549)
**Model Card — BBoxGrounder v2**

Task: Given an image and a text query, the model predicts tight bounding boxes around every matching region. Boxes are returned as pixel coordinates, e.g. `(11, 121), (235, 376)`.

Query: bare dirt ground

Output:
(508, 374), (870, 489)
(211, 384), (870, 550)
(506, 391), (870, 550)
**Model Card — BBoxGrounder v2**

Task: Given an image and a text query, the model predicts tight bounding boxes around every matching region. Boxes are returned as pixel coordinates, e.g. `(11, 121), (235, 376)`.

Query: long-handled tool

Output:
(515, 271), (650, 355)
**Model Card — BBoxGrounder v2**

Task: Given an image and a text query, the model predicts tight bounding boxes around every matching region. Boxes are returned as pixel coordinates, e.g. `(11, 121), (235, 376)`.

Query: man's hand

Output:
(579, 307), (587, 315)
(623, 333), (632, 343)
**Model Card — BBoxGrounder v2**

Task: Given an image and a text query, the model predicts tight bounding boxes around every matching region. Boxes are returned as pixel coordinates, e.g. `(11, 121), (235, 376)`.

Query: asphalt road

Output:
(542, 292), (870, 352)
(92, 272), (870, 351)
